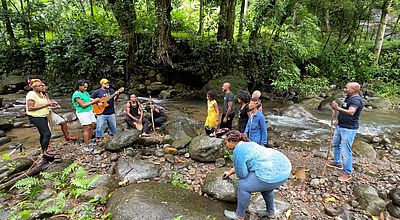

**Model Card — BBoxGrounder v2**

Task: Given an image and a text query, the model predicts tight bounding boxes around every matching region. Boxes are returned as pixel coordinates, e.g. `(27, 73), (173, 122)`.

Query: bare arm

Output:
(332, 101), (357, 116)
(139, 103), (143, 121)
(27, 99), (51, 111)
(214, 102), (220, 123)
(75, 97), (99, 108)
(125, 102), (138, 121)
(225, 101), (233, 119)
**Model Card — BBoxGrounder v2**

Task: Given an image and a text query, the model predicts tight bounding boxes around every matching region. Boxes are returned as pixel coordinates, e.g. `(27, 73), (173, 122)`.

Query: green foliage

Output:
(2, 154), (10, 160)
(224, 150), (233, 161)
(172, 215), (183, 220)
(10, 163), (100, 219)
(171, 172), (190, 189)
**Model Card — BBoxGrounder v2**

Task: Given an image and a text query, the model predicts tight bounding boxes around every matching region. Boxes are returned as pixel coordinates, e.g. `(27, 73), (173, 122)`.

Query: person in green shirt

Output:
(72, 79), (100, 152)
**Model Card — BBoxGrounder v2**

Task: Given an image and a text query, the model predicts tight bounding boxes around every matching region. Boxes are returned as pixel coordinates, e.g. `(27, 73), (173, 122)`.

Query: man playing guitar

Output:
(91, 78), (123, 142)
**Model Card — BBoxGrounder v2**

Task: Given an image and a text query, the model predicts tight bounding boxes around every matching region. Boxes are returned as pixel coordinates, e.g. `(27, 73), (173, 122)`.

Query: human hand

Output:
(331, 101), (339, 110)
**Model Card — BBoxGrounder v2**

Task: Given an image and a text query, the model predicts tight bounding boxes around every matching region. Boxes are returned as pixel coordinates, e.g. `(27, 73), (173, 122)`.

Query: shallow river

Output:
(1, 96), (399, 155)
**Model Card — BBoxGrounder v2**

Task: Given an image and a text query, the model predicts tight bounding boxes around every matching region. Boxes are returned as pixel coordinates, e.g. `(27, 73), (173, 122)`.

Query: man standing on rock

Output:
(220, 82), (235, 129)
(327, 82), (364, 182)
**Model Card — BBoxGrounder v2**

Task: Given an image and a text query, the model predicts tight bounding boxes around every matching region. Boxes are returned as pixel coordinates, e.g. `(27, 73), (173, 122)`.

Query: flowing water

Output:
(1, 96), (399, 155)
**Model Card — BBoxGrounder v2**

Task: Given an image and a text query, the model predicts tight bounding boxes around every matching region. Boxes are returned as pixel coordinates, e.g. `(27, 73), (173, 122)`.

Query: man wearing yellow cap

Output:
(91, 78), (120, 141)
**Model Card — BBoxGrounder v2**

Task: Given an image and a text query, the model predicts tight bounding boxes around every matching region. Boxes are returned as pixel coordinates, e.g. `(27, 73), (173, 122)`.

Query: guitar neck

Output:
(104, 91), (119, 102)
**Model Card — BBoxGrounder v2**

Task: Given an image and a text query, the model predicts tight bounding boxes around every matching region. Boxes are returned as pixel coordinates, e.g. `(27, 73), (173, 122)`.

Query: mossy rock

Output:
(201, 75), (248, 101)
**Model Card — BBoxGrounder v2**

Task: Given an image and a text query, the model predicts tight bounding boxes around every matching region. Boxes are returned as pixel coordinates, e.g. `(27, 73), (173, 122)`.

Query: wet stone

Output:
(164, 154), (175, 164)
(154, 148), (165, 157)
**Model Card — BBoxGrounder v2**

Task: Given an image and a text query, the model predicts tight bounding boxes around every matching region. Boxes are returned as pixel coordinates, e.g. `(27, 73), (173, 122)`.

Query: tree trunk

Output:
(108, 0), (137, 80)
(155, 0), (174, 67)
(374, 0), (391, 65)
(1, 0), (16, 44)
(217, 0), (236, 42)
(198, 0), (204, 35)
(249, 0), (275, 43)
(90, 0), (94, 16)
(237, 0), (246, 42)
(273, 0), (298, 40)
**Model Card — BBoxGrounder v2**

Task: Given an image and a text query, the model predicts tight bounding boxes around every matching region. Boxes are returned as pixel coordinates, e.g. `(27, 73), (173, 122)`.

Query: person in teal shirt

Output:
(72, 79), (100, 152)
(223, 130), (291, 220)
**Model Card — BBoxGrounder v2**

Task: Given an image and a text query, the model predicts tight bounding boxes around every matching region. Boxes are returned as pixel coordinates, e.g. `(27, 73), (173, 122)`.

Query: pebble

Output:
(310, 179), (320, 188)
(184, 153), (190, 158)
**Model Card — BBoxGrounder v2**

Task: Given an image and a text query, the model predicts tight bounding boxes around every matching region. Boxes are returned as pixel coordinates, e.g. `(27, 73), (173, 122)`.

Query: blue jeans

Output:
(236, 172), (287, 218)
(332, 125), (357, 174)
(95, 114), (117, 138)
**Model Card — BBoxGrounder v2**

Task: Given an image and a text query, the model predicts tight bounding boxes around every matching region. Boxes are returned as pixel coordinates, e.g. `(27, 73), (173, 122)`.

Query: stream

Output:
(1, 96), (399, 155)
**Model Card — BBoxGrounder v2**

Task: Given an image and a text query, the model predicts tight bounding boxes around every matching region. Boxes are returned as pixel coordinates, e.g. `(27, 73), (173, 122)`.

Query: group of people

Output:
(205, 82), (268, 146)
(206, 82), (364, 219)
(26, 77), (167, 160)
(26, 78), (364, 219)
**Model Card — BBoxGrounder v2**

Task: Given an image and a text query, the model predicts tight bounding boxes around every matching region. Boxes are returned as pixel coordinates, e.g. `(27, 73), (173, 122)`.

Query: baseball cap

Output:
(100, 78), (109, 84)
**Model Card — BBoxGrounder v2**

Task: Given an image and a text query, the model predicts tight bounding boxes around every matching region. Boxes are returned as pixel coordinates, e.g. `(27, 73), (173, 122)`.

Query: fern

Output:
(12, 177), (43, 200)
(61, 163), (79, 182)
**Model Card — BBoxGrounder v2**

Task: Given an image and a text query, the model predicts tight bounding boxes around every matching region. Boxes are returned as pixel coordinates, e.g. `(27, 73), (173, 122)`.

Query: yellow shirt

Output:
(26, 91), (50, 117)
(205, 99), (218, 128)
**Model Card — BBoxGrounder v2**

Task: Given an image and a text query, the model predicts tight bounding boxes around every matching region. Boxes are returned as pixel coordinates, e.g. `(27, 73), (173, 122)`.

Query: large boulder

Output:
(202, 168), (237, 202)
(318, 92), (345, 111)
(201, 75), (248, 101)
(365, 97), (393, 110)
(281, 104), (318, 121)
(165, 111), (201, 149)
(300, 98), (323, 110)
(353, 140), (377, 159)
(107, 182), (234, 219)
(353, 184), (386, 215)
(188, 135), (225, 162)
(115, 156), (160, 181)
(0, 75), (27, 95)
(105, 130), (142, 151)
(0, 117), (13, 131)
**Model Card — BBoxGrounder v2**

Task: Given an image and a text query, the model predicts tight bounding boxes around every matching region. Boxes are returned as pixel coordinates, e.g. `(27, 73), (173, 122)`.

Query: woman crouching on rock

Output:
(222, 130), (292, 219)
(26, 79), (58, 163)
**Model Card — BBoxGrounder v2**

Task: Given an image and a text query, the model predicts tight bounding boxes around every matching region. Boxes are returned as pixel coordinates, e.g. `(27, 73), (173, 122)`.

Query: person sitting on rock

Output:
(145, 104), (167, 130)
(124, 94), (150, 135)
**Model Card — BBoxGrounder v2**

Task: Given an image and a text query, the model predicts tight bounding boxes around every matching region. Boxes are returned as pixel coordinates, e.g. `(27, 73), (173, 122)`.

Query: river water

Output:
(1, 96), (399, 155)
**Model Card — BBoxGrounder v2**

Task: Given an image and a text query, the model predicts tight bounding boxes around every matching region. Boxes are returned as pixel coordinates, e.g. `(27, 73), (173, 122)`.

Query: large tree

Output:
(217, 0), (236, 42)
(155, 0), (173, 67)
(108, 0), (137, 78)
(1, 0), (16, 44)
(374, 0), (392, 64)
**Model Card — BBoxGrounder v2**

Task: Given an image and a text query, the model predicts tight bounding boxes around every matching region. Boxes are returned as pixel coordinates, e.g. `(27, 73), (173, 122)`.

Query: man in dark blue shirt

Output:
(327, 82), (364, 182)
(220, 82), (235, 129)
(91, 78), (120, 141)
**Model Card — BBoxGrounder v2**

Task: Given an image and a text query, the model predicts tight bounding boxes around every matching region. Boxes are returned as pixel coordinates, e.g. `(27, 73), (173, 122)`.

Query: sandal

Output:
(66, 135), (77, 142)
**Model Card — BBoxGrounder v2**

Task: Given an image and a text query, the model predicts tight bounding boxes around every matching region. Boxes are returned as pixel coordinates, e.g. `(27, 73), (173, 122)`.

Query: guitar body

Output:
(93, 97), (110, 115)
(92, 87), (124, 115)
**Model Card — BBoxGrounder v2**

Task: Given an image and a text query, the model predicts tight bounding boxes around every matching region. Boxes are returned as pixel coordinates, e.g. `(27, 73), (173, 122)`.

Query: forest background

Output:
(0, 0), (399, 100)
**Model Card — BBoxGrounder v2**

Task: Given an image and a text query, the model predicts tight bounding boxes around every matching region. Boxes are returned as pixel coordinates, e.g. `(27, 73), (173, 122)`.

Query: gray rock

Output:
(107, 182), (234, 219)
(164, 154), (175, 164)
(0, 130), (5, 137)
(325, 206), (339, 217)
(282, 104), (318, 121)
(300, 98), (323, 110)
(105, 130), (142, 151)
(366, 97), (393, 110)
(80, 187), (110, 202)
(36, 187), (55, 201)
(0, 136), (11, 146)
(389, 188), (400, 206)
(202, 168), (237, 202)
(248, 193), (292, 217)
(188, 135), (225, 162)
(164, 111), (200, 149)
(352, 141), (377, 159)
(154, 148), (165, 157)
(110, 153), (119, 162)
(215, 158), (226, 168)
(310, 179), (320, 188)
(0, 75), (27, 94)
(115, 156), (160, 181)
(387, 203), (400, 218)
(0, 118), (13, 131)
(353, 184), (386, 215)
(45, 160), (73, 173)
(90, 174), (118, 190)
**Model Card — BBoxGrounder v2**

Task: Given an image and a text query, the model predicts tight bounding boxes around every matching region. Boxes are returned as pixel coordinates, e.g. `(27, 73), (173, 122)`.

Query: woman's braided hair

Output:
(225, 130), (249, 142)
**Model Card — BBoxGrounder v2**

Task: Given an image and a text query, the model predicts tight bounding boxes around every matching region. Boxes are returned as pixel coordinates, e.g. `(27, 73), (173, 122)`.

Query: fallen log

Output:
(0, 159), (49, 190)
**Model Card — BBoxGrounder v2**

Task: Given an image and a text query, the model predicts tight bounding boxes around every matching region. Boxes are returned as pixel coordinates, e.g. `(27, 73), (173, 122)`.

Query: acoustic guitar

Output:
(93, 87), (124, 114)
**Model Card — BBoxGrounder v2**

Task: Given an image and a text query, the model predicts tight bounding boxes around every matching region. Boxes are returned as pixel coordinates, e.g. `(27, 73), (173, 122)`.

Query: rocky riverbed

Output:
(0, 95), (400, 219)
